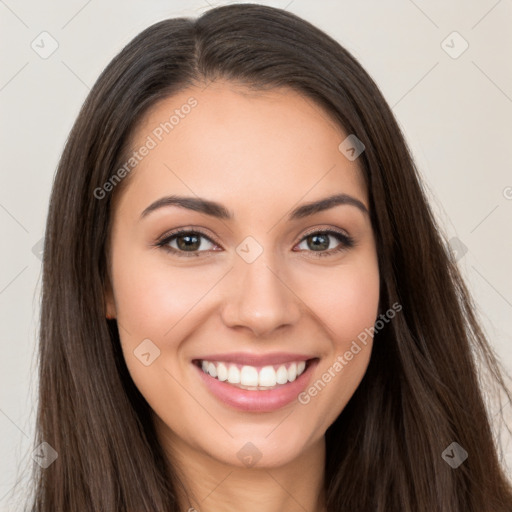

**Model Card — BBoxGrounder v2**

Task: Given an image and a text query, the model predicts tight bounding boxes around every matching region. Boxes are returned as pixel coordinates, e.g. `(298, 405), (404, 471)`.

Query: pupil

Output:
(309, 234), (328, 251)
(177, 234), (199, 251)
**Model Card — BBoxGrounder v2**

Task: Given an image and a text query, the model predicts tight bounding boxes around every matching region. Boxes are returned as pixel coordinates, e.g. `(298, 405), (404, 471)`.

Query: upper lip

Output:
(193, 352), (317, 366)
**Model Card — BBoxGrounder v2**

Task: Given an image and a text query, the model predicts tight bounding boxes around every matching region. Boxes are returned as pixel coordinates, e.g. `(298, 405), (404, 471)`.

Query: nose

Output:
(220, 250), (302, 338)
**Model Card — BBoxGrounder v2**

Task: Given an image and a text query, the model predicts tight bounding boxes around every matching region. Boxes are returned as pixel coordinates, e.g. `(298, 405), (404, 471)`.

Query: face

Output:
(105, 80), (380, 470)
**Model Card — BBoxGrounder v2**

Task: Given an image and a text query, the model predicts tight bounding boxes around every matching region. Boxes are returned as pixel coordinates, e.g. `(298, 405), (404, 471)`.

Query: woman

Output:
(28, 3), (512, 511)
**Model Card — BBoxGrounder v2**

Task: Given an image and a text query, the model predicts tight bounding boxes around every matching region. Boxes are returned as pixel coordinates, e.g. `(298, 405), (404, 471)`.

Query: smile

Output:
(196, 359), (309, 389)
(192, 357), (319, 412)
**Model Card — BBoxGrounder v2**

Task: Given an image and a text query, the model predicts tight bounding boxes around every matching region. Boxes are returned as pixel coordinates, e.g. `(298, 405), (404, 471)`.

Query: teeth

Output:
(227, 365), (240, 384)
(216, 362), (228, 381)
(207, 362), (217, 378)
(259, 366), (277, 387)
(240, 366), (259, 386)
(276, 365), (288, 384)
(199, 359), (309, 388)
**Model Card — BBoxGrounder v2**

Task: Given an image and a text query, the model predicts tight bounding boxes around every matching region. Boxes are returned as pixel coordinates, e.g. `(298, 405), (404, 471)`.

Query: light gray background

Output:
(1, 0), (511, 509)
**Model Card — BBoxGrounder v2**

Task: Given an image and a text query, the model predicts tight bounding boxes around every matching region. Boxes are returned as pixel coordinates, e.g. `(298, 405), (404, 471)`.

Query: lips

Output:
(192, 354), (320, 412)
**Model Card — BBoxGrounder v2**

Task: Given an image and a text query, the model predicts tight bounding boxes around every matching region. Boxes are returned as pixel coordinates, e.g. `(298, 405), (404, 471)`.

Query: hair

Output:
(22, 3), (512, 511)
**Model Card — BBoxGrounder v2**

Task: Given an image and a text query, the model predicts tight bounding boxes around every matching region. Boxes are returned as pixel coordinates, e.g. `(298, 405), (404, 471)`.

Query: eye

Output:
(156, 229), (219, 257)
(155, 227), (355, 258)
(294, 229), (354, 257)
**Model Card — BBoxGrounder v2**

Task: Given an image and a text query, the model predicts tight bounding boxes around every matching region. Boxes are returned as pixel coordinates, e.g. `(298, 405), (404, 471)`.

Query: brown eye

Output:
(158, 230), (217, 257)
(295, 230), (354, 257)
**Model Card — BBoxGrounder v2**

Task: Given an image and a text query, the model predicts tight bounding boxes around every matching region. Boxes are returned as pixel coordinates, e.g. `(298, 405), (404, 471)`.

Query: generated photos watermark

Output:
(93, 97), (198, 200)
(297, 301), (402, 405)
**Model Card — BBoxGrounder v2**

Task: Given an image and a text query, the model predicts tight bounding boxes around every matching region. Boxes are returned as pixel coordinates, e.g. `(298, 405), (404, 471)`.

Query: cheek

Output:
(295, 257), (380, 345)
(109, 247), (210, 402)
(299, 265), (379, 410)
(111, 249), (217, 336)
(325, 272), (379, 340)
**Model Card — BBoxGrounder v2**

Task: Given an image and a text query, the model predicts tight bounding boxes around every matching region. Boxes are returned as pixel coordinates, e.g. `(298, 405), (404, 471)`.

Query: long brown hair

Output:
(24, 3), (512, 511)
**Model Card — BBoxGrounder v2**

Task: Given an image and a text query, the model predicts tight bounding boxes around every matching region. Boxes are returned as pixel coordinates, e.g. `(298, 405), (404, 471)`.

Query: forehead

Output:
(116, 81), (368, 221)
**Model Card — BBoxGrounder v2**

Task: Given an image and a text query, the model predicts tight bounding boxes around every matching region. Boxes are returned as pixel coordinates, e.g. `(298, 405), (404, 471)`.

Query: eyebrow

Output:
(139, 193), (369, 221)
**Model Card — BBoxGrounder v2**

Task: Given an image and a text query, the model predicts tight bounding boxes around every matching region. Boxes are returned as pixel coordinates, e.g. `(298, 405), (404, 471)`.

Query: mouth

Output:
(192, 357), (320, 412)
(192, 358), (315, 390)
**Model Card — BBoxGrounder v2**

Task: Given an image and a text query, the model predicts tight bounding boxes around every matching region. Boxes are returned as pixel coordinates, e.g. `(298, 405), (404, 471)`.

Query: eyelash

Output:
(155, 227), (355, 258)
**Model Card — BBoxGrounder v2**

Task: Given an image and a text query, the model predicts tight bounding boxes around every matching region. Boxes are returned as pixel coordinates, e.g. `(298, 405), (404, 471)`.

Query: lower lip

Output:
(193, 359), (319, 412)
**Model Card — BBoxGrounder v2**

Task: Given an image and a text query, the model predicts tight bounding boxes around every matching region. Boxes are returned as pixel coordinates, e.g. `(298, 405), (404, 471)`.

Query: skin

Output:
(105, 80), (380, 512)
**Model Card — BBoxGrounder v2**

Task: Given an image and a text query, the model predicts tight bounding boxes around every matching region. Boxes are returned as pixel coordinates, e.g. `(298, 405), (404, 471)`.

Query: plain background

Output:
(1, 0), (511, 509)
